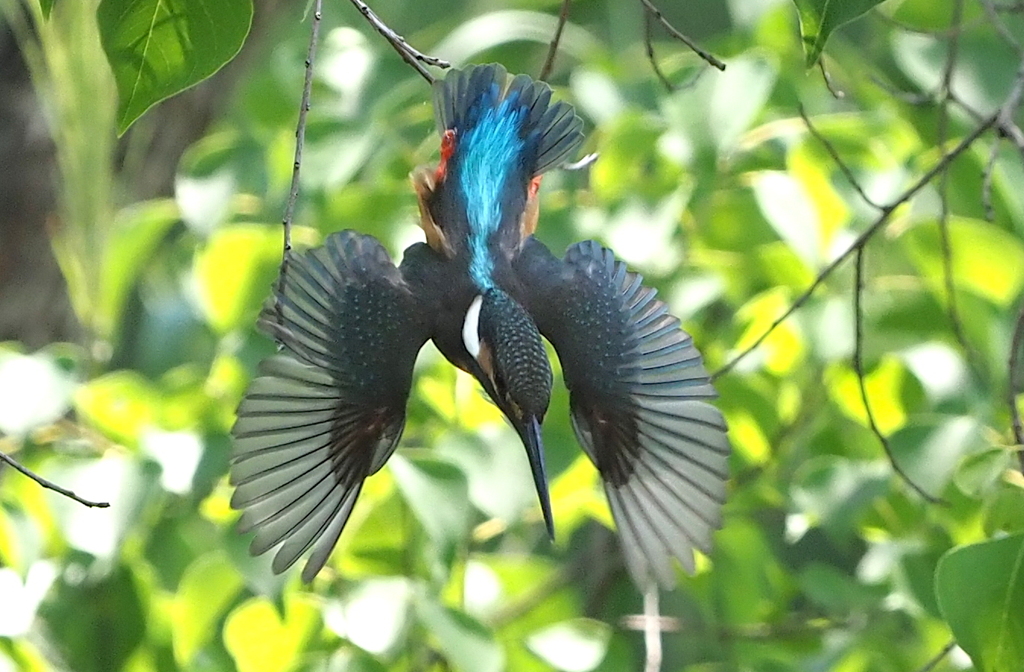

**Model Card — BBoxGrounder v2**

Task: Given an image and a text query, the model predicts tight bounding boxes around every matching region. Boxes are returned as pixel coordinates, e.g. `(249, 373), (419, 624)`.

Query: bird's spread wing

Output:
(516, 238), (730, 588)
(231, 231), (428, 582)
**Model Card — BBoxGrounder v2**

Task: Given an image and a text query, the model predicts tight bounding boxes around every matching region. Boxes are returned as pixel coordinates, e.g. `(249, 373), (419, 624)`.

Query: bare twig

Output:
(979, 0), (1024, 53)
(644, 10), (675, 92)
(713, 113), (998, 380)
(347, 0), (449, 83)
(1010, 300), (1024, 472)
(643, 586), (662, 672)
(933, 0), (982, 376)
(276, 0), (323, 327)
(818, 58), (844, 99)
(0, 450), (110, 508)
(638, 0), (726, 71)
(853, 249), (942, 502)
(539, 0), (571, 81)
(916, 641), (956, 672)
(799, 106), (881, 210)
(982, 139), (1001, 220)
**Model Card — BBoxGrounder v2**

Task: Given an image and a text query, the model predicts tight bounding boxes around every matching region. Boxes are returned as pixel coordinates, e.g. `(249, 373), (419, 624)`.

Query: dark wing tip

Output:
(553, 241), (731, 589)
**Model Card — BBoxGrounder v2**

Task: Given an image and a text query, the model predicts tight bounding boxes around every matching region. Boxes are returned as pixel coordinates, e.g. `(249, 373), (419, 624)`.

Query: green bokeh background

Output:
(1, 0), (1024, 670)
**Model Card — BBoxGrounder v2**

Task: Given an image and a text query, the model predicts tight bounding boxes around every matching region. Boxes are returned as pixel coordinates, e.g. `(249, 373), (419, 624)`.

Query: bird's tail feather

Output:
(432, 63), (584, 176)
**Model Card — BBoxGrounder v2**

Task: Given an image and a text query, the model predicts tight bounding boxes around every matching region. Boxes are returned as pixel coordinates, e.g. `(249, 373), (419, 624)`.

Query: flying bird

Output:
(230, 64), (730, 589)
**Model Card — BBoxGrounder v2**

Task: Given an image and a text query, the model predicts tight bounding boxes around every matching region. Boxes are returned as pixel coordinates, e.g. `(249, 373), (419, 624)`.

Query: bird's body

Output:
(231, 64), (730, 588)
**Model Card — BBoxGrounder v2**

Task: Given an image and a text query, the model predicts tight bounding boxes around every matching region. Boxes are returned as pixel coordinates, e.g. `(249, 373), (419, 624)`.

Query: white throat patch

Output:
(462, 294), (484, 360)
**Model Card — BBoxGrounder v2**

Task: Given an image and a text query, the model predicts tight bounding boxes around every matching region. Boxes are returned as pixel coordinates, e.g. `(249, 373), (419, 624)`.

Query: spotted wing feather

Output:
(516, 238), (730, 589)
(231, 231), (427, 582)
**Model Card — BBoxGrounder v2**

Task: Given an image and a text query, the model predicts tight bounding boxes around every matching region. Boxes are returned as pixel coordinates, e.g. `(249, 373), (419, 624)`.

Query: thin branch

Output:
(1010, 299), (1024, 472)
(713, 113), (998, 380)
(638, 0), (726, 71)
(934, 0), (981, 377)
(347, 0), (449, 84)
(799, 106), (881, 210)
(979, 0), (1024, 54)
(853, 248), (942, 502)
(539, 0), (571, 81)
(818, 58), (844, 99)
(643, 585), (662, 672)
(276, 0), (323, 327)
(916, 641), (956, 672)
(644, 9), (675, 92)
(0, 450), (110, 508)
(982, 138), (1001, 220)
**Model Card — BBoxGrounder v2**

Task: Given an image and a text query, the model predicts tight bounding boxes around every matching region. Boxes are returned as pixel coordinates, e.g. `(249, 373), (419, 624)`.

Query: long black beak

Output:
(523, 415), (555, 539)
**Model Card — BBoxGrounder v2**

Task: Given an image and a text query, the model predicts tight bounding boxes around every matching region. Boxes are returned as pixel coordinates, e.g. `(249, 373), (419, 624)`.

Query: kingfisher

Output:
(230, 64), (730, 589)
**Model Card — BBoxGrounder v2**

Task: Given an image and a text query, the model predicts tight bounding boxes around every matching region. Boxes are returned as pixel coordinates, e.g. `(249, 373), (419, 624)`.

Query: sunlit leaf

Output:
(734, 287), (806, 374)
(829, 357), (909, 435)
(526, 619), (611, 672)
(389, 455), (469, 556)
(194, 224), (282, 334)
(936, 534), (1024, 672)
(97, 199), (179, 340)
(0, 352), (75, 437)
(791, 456), (890, 536)
(223, 596), (319, 672)
(75, 370), (160, 446)
(97, 0), (253, 133)
(888, 416), (982, 496)
(172, 553), (243, 665)
(902, 217), (1024, 307)
(415, 595), (504, 672)
(325, 577), (413, 657)
(792, 0), (887, 67)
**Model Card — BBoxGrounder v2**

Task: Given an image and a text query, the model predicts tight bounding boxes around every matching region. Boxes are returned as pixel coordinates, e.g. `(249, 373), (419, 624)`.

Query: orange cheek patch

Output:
(519, 175), (543, 240)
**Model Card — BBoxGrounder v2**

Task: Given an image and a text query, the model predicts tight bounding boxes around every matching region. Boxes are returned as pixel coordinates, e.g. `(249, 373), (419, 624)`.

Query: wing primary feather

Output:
(231, 230), (426, 582)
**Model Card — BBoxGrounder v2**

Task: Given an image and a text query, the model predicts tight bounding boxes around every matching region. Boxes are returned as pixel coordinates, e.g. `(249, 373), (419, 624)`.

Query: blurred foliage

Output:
(2, 0), (1024, 671)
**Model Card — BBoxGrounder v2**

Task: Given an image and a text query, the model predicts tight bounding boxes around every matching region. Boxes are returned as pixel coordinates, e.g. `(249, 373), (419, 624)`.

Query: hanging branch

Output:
(275, 0), (323, 328)
(639, 0), (726, 78)
(713, 112), (998, 380)
(818, 58), (844, 99)
(644, 10), (675, 92)
(347, 0), (449, 84)
(852, 249), (942, 502)
(1010, 301), (1024, 472)
(935, 0), (981, 376)
(798, 106), (881, 210)
(915, 641), (957, 672)
(539, 0), (572, 81)
(0, 450), (109, 508)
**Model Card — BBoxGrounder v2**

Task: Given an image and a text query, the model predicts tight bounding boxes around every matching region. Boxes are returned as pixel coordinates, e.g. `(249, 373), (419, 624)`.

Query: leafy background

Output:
(1, 0), (1024, 670)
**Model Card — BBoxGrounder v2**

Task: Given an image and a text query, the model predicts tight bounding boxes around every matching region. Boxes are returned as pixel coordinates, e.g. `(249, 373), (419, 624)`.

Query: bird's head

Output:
(462, 287), (555, 535)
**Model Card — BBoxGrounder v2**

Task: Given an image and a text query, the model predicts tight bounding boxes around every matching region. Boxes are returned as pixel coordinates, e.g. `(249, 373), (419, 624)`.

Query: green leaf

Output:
(415, 596), (504, 672)
(223, 595), (319, 672)
(526, 619), (611, 672)
(96, 0), (253, 133)
(936, 533), (1024, 672)
(0, 351), (75, 437)
(97, 199), (179, 340)
(194, 224), (283, 334)
(38, 0), (54, 19)
(792, 0), (887, 67)
(389, 455), (469, 555)
(171, 553), (243, 665)
(902, 217), (1024, 307)
(328, 577), (413, 657)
